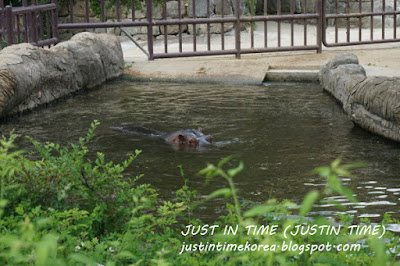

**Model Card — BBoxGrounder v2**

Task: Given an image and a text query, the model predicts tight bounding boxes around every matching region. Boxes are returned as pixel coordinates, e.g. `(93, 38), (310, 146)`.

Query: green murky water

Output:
(1, 79), (400, 222)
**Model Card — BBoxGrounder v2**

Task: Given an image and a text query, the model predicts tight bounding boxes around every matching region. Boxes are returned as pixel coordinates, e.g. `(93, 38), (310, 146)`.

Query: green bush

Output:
(0, 121), (399, 265)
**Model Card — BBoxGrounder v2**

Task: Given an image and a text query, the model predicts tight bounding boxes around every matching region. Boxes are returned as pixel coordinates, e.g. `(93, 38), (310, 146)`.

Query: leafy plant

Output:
(0, 122), (399, 265)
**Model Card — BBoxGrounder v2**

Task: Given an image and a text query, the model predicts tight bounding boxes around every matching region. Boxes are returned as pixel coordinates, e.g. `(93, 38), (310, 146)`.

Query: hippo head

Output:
(165, 128), (213, 148)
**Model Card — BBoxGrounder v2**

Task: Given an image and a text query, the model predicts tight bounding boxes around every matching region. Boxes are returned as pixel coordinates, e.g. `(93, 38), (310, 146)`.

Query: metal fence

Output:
(322, 0), (400, 47)
(1, 0), (400, 60)
(151, 0), (322, 59)
(0, 0), (58, 47)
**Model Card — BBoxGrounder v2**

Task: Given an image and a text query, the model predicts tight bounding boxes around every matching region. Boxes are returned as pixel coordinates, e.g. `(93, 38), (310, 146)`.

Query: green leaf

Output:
(217, 155), (236, 168)
(341, 187), (357, 203)
(35, 234), (58, 266)
(244, 205), (273, 217)
(69, 253), (98, 266)
(299, 191), (319, 216)
(227, 161), (244, 178)
(207, 188), (233, 200)
(0, 199), (8, 208)
(331, 158), (342, 169)
(313, 166), (331, 178)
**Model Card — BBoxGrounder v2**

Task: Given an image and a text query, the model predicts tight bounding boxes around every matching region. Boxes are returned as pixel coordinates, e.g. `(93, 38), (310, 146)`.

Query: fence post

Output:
(316, 0), (323, 53)
(146, 0), (154, 60)
(5, 5), (13, 45)
(30, 1), (38, 45)
(235, 0), (241, 59)
(52, 0), (59, 42)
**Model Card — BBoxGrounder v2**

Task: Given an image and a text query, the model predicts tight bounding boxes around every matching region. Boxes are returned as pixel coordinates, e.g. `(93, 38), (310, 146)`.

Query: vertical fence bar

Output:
(370, 0), (374, 40)
(382, 0), (385, 39)
(235, 0), (240, 58)
(0, 6), (3, 42)
(178, 0), (182, 53)
(116, 0), (120, 21)
(192, 0), (196, 52)
(23, 0), (28, 42)
(277, 0), (281, 47)
(146, 0), (153, 60)
(52, 0), (59, 42)
(17, 14), (21, 43)
(358, 0), (362, 41)
(101, 0), (105, 22)
(0, 0), (3, 43)
(335, 0), (338, 43)
(264, 0), (268, 47)
(131, 0), (135, 21)
(220, 0), (224, 50)
(85, 0), (89, 23)
(46, 10), (51, 40)
(394, 0), (397, 39)
(250, 0), (254, 48)
(207, 0), (211, 51)
(304, 0), (307, 45)
(163, 0), (167, 53)
(5, 5), (13, 45)
(316, 0), (322, 53)
(39, 12), (44, 42)
(69, 0), (73, 23)
(346, 0), (350, 42)
(31, 5), (38, 45)
(290, 0), (294, 46)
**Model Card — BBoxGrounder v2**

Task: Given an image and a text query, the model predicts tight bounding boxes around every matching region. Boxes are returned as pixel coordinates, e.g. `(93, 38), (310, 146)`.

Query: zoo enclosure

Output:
(1, 0), (400, 60)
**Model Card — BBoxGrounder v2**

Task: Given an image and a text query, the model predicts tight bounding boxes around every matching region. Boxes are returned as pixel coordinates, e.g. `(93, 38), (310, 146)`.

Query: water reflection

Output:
(0, 79), (400, 222)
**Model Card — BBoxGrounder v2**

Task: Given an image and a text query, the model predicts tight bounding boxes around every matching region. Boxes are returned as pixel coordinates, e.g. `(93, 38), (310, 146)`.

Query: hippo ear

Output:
(178, 134), (186, 143)
(197, 127), (203, 133)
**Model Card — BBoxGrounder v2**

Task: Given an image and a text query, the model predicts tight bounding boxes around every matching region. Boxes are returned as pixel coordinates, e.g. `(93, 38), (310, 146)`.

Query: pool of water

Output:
(1, 78), (400, 222)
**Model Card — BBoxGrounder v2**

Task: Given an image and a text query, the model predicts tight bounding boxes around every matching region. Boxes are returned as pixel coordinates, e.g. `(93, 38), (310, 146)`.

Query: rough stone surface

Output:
(188, 0), (215, 17)
(261, 0), (302, 14)
(320, 53), (400, 142)
(319, 53), (366, 106)
(166, 0), (187, 18)
(0, 32), (123, 118)
(215, 0), (233, 15)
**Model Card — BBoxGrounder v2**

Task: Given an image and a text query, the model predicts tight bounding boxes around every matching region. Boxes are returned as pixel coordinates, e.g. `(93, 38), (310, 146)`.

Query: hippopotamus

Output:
(111, 123), (213, 148)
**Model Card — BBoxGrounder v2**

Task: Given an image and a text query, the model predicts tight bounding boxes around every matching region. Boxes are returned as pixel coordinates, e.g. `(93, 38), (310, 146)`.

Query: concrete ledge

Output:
(263, 70), (320, 83)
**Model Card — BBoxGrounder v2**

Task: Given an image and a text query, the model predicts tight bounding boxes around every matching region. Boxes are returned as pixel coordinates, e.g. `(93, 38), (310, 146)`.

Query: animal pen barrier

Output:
(0, 0), (400, 60)
(0, 0), (58, 47)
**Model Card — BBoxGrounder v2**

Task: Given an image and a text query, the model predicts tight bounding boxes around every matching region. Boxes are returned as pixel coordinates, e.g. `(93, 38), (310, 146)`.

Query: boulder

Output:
(188, 0), (215, 17)
(319, 53), (366, 107)
(0, 32), (123, 118)
(320, 53), (400, 142)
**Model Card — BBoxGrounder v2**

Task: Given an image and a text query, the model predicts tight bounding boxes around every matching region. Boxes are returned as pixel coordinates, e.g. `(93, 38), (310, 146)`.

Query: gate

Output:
(1, 0), (400, 60)
(150, 0), (322, 59)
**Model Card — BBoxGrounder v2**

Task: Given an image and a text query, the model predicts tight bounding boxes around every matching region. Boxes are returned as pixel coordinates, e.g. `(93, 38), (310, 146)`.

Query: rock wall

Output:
(320, 53), (400, 142)
(58, 0), (250, 39)
(0, 32), (123, 119)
